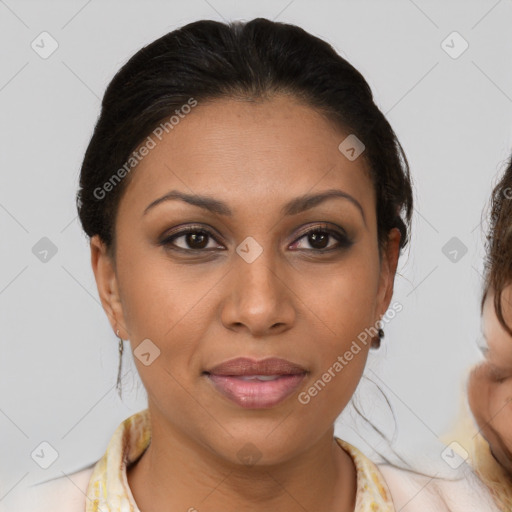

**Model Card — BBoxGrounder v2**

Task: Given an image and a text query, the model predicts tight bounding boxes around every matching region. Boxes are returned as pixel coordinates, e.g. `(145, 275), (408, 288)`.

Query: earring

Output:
(116, 329), (124, 400)
(372, 321), (385, 349)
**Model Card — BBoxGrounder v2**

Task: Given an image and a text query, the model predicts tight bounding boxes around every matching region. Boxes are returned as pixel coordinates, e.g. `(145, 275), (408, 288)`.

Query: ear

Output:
(90, 235), (129, 339)
(376, 227), (401, 317)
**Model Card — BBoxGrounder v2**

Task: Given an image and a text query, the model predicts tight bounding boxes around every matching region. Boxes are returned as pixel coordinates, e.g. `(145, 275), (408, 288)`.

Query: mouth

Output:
(203, 357), (308, 409)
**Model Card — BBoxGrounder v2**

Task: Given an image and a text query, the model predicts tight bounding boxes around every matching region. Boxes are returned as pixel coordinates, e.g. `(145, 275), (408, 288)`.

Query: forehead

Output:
(119, 94), (375, 219)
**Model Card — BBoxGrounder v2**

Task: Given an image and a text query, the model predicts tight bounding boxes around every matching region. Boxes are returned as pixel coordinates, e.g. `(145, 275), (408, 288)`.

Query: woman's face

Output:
(469, 286), (512, 475)
(91, 94), (400, 465)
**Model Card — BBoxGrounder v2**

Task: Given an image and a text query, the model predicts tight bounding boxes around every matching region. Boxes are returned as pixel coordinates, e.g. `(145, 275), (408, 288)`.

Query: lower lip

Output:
(205, 373), (306, 409)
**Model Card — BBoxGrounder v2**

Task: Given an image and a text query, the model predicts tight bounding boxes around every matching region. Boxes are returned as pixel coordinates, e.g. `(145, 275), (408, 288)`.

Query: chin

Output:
(210, 429), (305, 467)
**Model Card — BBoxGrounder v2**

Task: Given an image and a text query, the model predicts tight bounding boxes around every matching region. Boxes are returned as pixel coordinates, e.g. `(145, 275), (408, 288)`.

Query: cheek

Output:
(293, 260), (377, 416)
(469, 366), (512, 459)
(115, 247), (217, 396)
(116, 241), (211, 337)
(283, 264), (379, 396)
(488, 383), (512, 446)
(468, 365), (491, 425)
(302, 247), (380, 319)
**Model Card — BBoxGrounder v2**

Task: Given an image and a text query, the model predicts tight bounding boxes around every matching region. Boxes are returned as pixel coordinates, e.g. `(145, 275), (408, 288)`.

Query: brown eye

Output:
(159, 223), (353, 254)
(308, 231), (330, 250)
(160, 227), (224, 252)
(183, 231), (209, 249)
(290, 225), (353, 252)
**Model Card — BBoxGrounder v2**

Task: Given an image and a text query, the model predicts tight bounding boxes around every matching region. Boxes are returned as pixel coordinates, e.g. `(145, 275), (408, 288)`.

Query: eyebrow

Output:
(143, 188), (366, 223)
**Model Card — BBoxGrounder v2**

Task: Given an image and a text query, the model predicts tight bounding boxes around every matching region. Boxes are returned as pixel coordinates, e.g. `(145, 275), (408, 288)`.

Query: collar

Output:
(85, 408), (394, 511)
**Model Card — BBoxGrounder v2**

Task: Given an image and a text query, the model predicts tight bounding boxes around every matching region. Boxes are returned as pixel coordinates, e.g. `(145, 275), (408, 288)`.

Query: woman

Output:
(465, 157), (512, 510)
(16, 18), (498, 511)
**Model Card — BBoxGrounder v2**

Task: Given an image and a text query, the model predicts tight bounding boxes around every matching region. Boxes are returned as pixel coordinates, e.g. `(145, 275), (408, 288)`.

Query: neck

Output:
(127, 409), (357, 512)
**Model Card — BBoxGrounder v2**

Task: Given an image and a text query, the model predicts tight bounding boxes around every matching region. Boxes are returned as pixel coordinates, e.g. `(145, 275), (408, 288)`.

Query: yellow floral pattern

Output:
(85, 409), (395, 511)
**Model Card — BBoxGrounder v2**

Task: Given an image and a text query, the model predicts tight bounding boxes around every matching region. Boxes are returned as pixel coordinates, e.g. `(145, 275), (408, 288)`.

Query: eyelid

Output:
(159, 222), (352, 252)
(294, 222), (348, 239)
(289, 223), (352, 250)
(159, 224), (225, 252)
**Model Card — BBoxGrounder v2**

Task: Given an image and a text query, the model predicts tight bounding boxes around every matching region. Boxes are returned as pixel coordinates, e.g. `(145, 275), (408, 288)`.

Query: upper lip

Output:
(204, 357), (307, 376)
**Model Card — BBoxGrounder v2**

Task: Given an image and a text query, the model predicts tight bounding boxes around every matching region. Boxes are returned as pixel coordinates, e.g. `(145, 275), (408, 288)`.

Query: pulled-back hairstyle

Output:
(76, 17), (413, 259)
(482, 155), (512, 335)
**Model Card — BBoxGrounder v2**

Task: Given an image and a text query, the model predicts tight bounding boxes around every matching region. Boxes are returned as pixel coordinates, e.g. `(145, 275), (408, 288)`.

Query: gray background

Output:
(2, 0), (512, 505)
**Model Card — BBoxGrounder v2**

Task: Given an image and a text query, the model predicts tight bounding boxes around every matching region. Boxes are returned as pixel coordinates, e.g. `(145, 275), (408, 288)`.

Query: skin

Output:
(90, 93), (401, 512)
(468, 285), (512, 476)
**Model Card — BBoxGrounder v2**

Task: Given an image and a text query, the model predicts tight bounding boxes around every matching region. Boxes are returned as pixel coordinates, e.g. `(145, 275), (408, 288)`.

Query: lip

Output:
(203, 357), (308, 409)
(204, 356), (307, 376)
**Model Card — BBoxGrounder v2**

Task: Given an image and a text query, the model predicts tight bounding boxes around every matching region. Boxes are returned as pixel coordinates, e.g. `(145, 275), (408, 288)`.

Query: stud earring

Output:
(372, 321), (385, 349)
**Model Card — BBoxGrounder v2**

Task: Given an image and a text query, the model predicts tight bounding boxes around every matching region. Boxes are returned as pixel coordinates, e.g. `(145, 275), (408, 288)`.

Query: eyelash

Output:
(159, 223), (353, 254)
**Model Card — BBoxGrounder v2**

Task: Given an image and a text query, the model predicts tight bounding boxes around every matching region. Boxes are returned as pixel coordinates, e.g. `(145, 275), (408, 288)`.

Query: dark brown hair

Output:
(76, 17), (413, 259)
(482, 155), (512, 336)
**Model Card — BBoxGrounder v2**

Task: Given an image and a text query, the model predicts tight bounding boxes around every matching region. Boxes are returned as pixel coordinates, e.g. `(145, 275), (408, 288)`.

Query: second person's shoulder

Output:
(378, 462), (500, 512)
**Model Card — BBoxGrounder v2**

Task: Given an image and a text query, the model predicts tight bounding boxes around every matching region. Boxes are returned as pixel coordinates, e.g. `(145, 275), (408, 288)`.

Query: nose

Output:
(220, 245), (296, 337)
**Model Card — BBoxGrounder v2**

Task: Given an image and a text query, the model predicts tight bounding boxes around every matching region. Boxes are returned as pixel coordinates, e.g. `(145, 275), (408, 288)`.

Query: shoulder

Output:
(3, 465), (95, 512)
(378, 462), (500, 511)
